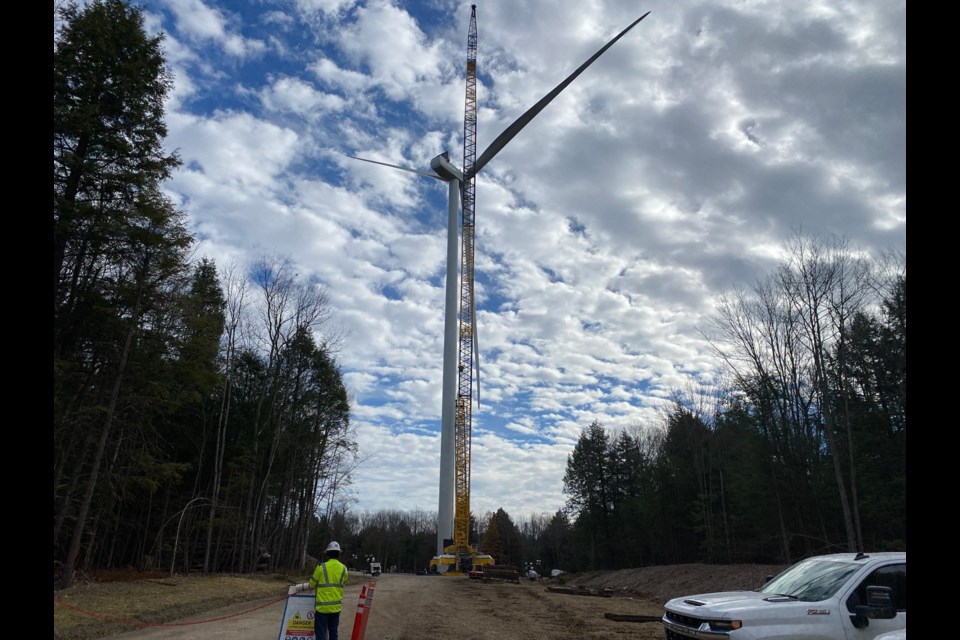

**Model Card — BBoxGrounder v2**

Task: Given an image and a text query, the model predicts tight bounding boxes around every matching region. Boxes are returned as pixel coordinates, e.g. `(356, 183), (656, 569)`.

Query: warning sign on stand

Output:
(277, 594), (316, 639)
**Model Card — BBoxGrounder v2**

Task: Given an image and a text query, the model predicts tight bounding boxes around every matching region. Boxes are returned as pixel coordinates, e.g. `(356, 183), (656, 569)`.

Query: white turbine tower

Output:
(349, 6), (650, 565)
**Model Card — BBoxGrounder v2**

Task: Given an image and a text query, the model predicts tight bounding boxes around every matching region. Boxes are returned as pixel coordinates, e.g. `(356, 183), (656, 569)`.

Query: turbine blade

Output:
(473, 318), (480, 410)
(467, 11), (651, 180)
(345, 154), (444, 180)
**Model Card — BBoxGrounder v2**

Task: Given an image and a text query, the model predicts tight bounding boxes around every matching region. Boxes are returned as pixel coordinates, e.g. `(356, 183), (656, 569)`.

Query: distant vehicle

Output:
(662, 552), (906, 639)
(416, 568), (427, 575)
(369, 561), (381, 577)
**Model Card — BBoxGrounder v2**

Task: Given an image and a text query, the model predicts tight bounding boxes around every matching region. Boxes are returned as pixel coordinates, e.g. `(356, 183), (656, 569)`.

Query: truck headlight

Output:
(709, 620), (743, 631)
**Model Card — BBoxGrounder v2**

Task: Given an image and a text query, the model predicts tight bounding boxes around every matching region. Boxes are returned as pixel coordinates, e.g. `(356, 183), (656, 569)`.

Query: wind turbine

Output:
(348, 6), (650, 566)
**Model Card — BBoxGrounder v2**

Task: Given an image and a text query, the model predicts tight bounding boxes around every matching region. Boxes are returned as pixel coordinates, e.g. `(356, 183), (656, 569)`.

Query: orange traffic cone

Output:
(349, 581), (376, 640)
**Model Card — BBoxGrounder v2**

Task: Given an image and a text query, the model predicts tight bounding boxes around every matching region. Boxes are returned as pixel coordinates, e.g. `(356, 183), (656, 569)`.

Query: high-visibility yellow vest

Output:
(310, 559), (348, 613)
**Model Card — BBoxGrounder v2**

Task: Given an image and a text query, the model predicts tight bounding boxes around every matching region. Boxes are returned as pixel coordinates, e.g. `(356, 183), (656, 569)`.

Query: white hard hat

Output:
(325, 541), (342, 552)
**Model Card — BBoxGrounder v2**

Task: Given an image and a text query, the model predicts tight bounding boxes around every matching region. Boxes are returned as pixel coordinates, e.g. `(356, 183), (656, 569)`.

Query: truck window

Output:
(845, 563), (906, 612)
(759, 558), (860, 601)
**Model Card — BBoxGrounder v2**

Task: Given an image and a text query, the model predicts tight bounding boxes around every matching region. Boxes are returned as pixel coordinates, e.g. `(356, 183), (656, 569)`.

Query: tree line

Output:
(54, 0), (904, 585)
(54, 0), (353, 587)
(559, 236), (905, 569)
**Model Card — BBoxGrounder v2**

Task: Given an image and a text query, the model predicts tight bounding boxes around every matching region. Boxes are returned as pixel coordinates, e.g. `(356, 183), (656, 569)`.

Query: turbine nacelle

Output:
(430, 152), (463, 182)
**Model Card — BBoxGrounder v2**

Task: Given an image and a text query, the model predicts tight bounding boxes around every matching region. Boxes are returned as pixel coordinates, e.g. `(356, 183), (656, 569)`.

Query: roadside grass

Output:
(53, 571), (310, 640)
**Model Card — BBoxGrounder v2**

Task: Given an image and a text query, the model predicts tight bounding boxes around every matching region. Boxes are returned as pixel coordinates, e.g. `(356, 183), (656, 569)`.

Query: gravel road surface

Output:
(101, 573), (667, 640)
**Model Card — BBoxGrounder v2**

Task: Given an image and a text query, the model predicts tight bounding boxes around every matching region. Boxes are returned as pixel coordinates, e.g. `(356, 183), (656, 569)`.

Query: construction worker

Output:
(310, 541), (349, 640)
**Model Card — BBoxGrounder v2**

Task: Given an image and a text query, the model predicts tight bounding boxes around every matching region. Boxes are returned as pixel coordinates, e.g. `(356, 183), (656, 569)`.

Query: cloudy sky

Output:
(122, 0), (904, 522)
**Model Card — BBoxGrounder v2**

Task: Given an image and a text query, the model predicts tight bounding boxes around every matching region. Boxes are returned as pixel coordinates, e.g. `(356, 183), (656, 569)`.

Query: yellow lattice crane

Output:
(431, 5), (650, 576)
(429, 5), (492, 575)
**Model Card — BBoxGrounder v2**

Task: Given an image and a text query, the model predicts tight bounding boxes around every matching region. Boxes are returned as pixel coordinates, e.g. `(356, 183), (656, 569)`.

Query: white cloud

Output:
(260, 76), (347, 116)
(310, 57), (372, 93)
(161, 0), (266, 57)
(294, 0), (358, 16)
(334, 1), (447, 102)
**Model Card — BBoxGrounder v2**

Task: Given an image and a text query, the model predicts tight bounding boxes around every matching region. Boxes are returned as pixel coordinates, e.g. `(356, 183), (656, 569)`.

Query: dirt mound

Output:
(562, 563), (789, 602)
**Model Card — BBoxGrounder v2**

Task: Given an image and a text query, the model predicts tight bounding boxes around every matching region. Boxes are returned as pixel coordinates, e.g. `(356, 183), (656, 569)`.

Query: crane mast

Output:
(453, 4), (478, 568)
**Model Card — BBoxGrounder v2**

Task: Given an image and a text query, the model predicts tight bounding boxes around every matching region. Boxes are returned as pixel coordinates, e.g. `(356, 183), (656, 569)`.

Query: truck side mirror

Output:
(851, 585), (896, 628)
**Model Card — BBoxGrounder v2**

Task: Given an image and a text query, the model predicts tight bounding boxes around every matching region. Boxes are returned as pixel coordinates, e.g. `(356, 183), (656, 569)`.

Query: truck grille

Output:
(664, 610), (706, 628)
(662, 611), (729, 639)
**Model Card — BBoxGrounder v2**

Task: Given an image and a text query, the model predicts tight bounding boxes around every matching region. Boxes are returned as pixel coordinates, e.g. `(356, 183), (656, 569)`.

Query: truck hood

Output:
(664, 591), (836, 620)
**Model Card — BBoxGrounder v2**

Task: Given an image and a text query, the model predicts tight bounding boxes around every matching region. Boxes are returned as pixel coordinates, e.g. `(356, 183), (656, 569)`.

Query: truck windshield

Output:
(758, 558), (860, 602)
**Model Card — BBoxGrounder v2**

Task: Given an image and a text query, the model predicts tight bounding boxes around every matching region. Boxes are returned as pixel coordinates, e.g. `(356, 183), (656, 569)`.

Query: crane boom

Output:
(453, 4), (478, 568)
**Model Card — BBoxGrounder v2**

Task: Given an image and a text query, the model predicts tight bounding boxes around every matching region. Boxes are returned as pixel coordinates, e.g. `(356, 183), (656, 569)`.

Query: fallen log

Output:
(482, 566), (521, 583)
(604, 613), (662, 623)
(545, 586), (612, 597)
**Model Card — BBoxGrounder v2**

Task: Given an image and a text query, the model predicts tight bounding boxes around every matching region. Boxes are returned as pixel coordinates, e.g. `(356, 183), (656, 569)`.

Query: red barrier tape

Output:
(53, 593), (290, 628)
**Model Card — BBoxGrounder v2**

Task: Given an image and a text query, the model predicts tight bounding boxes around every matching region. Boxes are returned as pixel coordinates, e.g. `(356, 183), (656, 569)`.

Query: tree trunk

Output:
(62, 286), (142, 586)
(204, 351), (233, 573)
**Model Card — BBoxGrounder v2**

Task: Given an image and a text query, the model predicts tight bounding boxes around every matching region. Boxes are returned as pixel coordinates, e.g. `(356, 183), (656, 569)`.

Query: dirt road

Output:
(102, 573), (667, 640)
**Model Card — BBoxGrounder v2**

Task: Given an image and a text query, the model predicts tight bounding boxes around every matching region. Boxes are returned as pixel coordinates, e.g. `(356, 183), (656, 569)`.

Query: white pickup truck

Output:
(661, 552), (906, 639)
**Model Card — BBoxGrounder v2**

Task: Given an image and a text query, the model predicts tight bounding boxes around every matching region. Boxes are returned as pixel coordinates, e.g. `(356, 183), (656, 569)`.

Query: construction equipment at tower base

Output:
(429, 540), (494, 576)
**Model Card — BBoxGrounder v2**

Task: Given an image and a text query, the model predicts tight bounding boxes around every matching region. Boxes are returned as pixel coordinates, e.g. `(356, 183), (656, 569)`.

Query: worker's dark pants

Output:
(314, 611), (341, 640)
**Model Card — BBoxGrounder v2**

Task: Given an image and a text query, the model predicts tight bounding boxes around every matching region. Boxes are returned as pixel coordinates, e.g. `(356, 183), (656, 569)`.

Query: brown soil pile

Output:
(563, 562), (788, 601)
